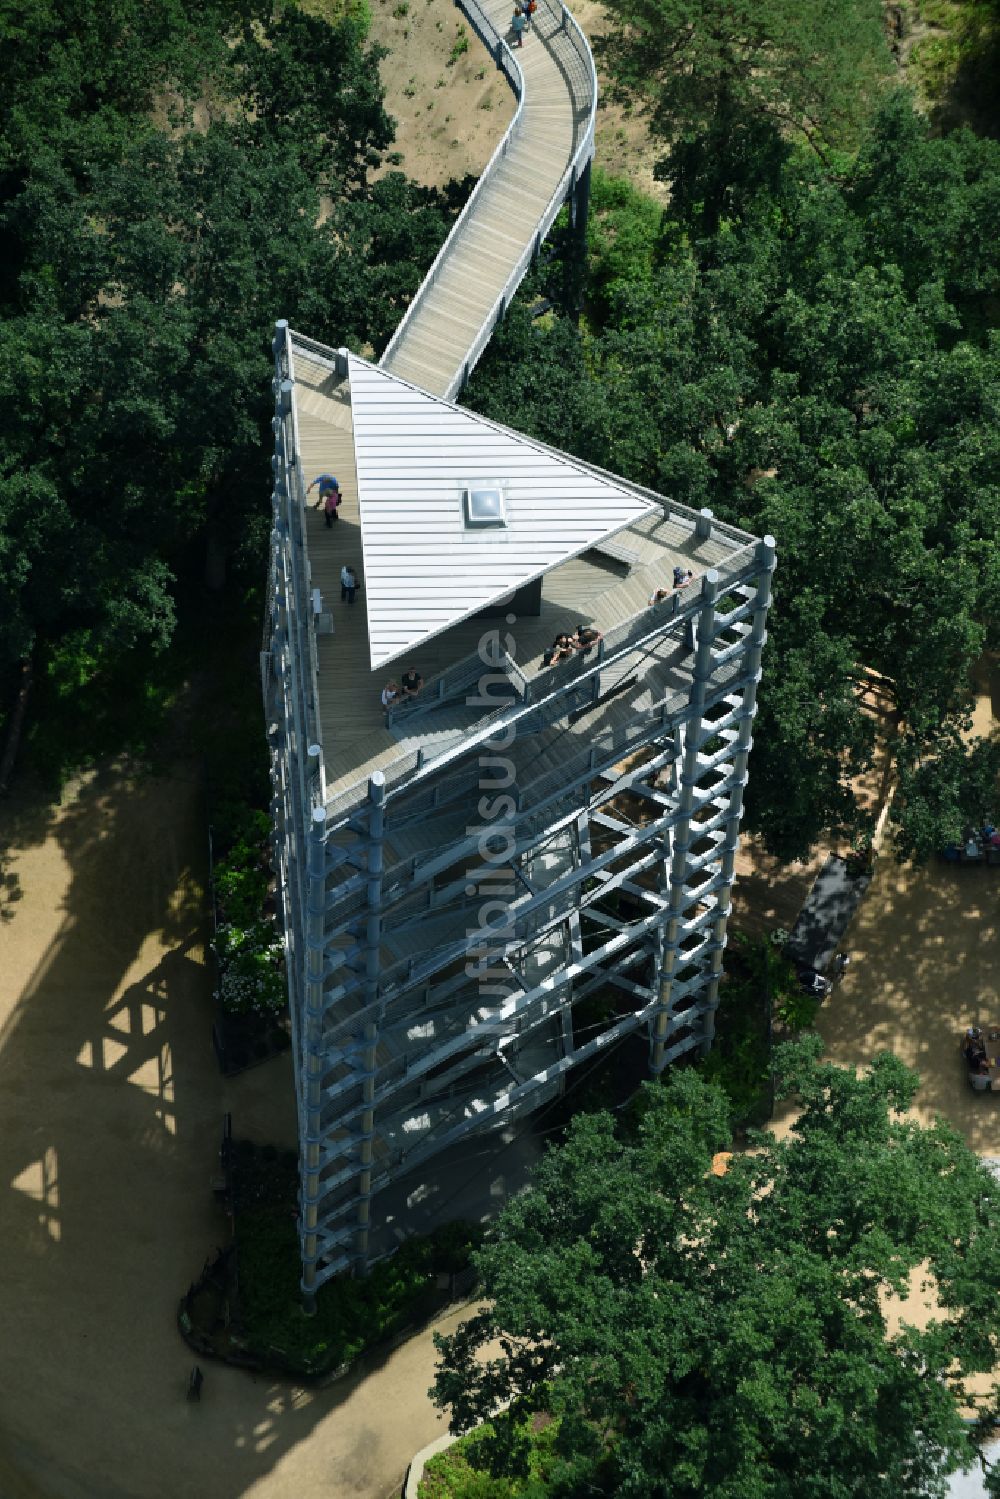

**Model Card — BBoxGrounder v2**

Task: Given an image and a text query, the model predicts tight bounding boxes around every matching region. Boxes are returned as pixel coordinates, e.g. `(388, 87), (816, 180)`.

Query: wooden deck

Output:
(287, 0), (742, 810)
(380, 0), (589, 397)
(292, 351), (746, 806)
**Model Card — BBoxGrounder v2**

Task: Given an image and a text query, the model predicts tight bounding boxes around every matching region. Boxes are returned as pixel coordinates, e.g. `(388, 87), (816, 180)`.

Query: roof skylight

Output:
(463, 485), (506, 529)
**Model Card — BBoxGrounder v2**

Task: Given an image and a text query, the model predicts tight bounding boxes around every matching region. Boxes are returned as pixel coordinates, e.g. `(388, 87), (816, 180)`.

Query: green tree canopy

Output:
(0, 0), (460, 774)
(433, 1040), (1000, 1498)
(467, 99), (1000, 859)
(893, 725), (1000, 863)
(596, 0), (890, 222)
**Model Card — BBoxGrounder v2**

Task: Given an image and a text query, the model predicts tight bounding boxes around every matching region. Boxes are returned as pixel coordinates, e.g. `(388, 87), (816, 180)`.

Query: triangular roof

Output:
(346, 354), (656, 671)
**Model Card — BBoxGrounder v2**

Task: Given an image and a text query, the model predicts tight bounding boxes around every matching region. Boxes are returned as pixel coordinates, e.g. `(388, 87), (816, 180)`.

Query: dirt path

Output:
(0, 764), (456, 1499)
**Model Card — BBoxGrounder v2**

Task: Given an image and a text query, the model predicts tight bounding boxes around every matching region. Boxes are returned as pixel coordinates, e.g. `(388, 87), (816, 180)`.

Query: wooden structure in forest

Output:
(264, 0), (775, 1301)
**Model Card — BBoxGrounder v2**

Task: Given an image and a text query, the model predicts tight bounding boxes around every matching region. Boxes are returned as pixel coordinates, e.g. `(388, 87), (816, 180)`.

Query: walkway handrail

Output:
(378, 16), (526, 380)
(378, 0), (598, 399)
(283, 335), (326, 804)
(325, 541), (764, 829)
(384, 644), (519, 729)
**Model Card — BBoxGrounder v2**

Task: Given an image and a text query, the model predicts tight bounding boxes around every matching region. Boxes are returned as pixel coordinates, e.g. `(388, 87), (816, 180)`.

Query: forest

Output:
(0, 0), (465, 782)
(0, 0), (998, 864)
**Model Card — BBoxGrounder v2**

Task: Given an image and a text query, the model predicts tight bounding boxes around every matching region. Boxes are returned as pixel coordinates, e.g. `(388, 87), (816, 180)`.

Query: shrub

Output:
(215, 862), (268, 926)
(211, 800), (283, 1017)
(419, 1418), (566, 1498)
(215, 939), (285, 1015)
(448, 25), (469, 64)
(234, 1160), (483, 1374)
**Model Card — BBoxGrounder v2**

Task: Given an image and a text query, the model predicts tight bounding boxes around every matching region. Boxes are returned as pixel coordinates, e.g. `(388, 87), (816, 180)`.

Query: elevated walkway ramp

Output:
(379, 0), (596, 399)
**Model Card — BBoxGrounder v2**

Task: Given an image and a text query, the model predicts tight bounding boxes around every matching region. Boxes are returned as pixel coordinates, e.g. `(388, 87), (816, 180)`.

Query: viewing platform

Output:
(286, 335), (759, 819)
(263, 0), (775, 1293)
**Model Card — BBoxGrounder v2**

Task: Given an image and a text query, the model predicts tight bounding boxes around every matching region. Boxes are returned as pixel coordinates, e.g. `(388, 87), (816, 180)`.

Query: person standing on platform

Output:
(511, 6), (526, 45)
(323, 489), (342, 527)
(573, 624), (603, 657)
(401, 665), (424, 698)
(340, 564), (358, 604)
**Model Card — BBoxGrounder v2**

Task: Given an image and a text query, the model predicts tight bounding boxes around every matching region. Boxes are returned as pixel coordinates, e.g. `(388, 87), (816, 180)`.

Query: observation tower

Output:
(263, 0), (774, 1300)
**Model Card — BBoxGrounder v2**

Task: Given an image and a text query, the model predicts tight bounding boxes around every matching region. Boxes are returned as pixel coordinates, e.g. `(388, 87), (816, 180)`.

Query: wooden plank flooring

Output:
(380, 0), (585, 397)
(292, 350), (749, 809)
(288, 3), (753, 814)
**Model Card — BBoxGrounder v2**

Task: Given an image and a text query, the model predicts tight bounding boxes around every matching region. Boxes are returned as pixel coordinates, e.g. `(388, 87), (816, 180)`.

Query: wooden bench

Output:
(312, 587), (333, 636)
(587, 537), (641, 572)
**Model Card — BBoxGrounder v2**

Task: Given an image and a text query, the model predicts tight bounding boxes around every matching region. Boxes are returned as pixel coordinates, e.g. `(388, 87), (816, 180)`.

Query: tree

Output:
(466, 98), (1000, 860)
(0, 0), (461, 779)
(893, 725), (1000, 863)
(596, 0), (889, 224)
(432, 1039), (1000, 1499)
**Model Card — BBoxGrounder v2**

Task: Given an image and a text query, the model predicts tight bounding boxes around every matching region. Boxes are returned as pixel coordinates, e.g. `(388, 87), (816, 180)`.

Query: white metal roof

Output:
(346, 354), (656, 670)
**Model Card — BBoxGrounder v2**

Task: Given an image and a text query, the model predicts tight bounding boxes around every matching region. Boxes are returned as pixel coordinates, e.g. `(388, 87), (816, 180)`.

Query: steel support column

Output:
(700, 535), (776, 1051)
(301, 805), (329, 1313)
(355, 771), (386, 1275)
(652, 569), (719, 1072)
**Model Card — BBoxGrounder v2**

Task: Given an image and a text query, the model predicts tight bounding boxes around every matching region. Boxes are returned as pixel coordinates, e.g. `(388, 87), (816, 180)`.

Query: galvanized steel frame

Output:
(264, 0), (773, 1297)
(265, 359), (775, 1286)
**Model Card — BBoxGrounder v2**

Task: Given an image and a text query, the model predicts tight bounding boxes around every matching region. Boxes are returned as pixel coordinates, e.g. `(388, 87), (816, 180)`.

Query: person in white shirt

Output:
(340, 564), (358, 604)
(381, 681), (399, 709)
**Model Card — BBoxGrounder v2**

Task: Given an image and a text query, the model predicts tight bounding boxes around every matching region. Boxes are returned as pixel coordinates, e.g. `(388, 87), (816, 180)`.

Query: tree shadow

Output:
(814, 853), (1000, 1157)
(0, 761), (445, 1499)
(923, 5), (1000, 138)
(0, 853), (23, 922)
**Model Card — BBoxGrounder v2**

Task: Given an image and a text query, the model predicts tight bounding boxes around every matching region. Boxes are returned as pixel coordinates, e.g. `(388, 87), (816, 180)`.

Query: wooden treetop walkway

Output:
(379, 0), (597, 399)
(280, 0), (756, 810)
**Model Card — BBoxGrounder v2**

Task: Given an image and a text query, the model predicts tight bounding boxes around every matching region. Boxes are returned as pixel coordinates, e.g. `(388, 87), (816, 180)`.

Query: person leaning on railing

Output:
(542, 632), (575, 668)
(572, 624), (603, 657)
(400, 666), (424, 698)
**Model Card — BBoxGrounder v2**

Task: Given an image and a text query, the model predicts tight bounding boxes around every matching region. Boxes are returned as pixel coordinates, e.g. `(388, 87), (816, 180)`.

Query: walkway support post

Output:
(565, 157), (592, 320)
(301, 805), (329, 1314)
(355, 770), (386, 1275)
(700, 536), (776, 1053)
(651, 569), (719, 1074)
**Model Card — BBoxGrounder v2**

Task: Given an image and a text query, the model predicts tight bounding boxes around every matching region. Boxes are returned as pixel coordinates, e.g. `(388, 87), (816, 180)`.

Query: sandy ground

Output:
(365, 0), (665, 198)
(367, 0), (516, 189)
(1, 719), (996, 1499)
(806, 655), (1000, 1154)
(0, 764), (460, 1499)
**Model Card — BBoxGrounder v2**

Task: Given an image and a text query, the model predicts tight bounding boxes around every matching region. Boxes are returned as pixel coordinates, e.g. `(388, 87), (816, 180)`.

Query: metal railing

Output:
(378, 0), (598, 399)
(385, 646), (522, 729)
(274, 329), (326, 808)
(322, 540), (765, 828)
